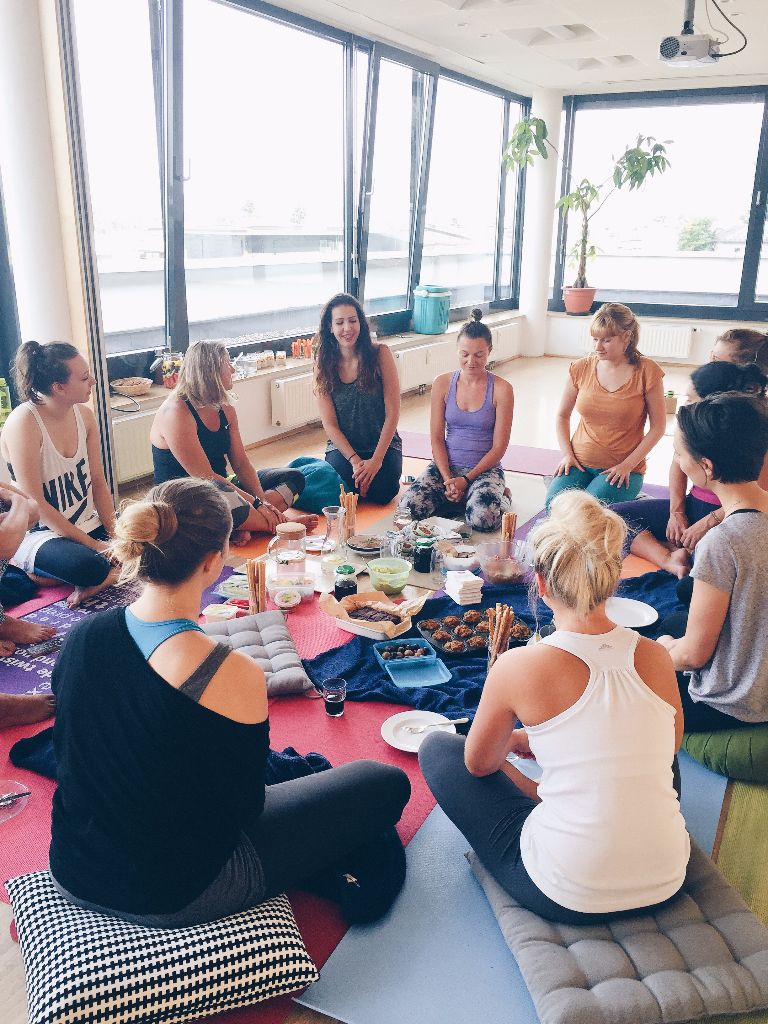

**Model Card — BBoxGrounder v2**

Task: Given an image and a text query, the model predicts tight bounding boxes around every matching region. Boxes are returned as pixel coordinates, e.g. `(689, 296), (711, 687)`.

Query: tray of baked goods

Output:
(416, 605), (532, 657)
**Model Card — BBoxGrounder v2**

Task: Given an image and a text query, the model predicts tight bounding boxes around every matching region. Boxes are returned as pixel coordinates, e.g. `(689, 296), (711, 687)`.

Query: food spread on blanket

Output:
(418, 606), (531, 655)
(319, 590), (428, 639)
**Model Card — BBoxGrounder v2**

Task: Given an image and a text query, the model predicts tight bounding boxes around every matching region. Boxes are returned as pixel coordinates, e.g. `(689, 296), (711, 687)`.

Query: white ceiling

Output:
(265, 0), (768, 96)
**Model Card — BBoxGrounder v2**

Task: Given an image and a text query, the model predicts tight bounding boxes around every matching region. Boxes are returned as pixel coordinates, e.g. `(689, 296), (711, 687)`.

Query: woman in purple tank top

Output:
(399, 310), (514, 532)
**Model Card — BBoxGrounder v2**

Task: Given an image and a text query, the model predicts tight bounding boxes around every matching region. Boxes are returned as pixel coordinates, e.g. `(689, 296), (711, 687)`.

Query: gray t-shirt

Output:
(689, 510), (768, 722)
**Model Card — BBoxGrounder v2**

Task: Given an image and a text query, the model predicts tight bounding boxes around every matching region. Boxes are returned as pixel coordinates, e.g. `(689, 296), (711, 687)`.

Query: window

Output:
(71, 0), (165, 355)
(421, 78), (505, 307)
(497, 100), (525, 302)
(183, 0), (345, 344)
(757, 215), (768, 304)
(551, 89), (768, 317)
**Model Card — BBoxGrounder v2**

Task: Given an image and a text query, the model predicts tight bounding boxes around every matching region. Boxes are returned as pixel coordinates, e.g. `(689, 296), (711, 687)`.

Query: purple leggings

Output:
(612, 493), (718, 551)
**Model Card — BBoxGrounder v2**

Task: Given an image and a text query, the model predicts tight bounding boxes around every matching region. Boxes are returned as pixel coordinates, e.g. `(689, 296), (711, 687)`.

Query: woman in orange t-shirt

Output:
(546, 303), (666, 507)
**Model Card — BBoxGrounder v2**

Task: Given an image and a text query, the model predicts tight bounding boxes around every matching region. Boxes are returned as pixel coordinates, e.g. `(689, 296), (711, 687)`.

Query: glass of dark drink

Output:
(322, 676), (347, 717)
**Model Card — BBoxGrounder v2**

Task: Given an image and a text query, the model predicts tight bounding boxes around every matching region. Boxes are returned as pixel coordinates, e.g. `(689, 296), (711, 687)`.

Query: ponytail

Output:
(13, 340), (79, 403)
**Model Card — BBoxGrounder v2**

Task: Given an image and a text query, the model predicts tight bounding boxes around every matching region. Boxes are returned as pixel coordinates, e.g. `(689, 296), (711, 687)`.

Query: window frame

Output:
(549, 85), (768, 320)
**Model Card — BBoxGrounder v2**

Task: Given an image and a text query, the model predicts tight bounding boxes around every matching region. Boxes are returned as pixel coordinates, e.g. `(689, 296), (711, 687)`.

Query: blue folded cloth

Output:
(303, 573), (683, 720)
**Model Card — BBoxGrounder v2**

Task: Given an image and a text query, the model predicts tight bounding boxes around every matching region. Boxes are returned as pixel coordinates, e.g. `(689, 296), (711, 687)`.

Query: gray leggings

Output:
(419, 731), (683, 925)
(399, 462), (509, 532)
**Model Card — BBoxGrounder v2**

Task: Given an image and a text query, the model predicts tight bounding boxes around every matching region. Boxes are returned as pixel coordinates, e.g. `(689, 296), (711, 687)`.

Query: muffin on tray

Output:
(442, 615), (461, 628)
(444, 639), (466, 654)
(420, 618), (440, 632)
(453, 625), (473, 639)
(433, 629), (451, 643)
(462, 610), (483, 624)
(468, 635), (487, 650)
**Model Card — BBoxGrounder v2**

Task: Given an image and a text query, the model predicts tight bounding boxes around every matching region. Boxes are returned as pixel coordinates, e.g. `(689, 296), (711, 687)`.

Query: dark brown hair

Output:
(313, 293), (378, 397)
(13, 340), (80, 403)
(457, 308), (492, 348)
(111, 478), (231, 585)
(715, 329), (768, 373)
(677, 393), (768, 485)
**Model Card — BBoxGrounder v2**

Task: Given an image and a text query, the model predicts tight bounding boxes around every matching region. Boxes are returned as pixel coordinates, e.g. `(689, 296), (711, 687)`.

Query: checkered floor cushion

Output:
(5, 871), (319, 1024)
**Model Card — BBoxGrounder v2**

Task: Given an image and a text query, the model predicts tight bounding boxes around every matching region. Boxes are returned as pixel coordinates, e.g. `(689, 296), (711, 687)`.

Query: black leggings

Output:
(32, 526), (111, 588)
(325, 446), (402, 505)
(419, 731), (683, 926)
(229, 467), (307, 530)
(659, 610), (760, 732)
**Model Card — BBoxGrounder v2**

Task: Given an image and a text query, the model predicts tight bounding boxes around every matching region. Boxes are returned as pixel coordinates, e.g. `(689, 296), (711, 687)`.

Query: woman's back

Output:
(520, 626), (689, 914)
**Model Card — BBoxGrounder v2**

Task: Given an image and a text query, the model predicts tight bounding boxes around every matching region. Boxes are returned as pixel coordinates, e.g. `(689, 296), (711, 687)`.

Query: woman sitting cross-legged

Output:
(151, 340), (317, 537)
(547, 302), (666, 507)
(314, 293), (402, 504)
(398, 309), (514, 532)
(656, 393), (768, 731)
(1, 341), (119, 608)
(612, 360), (768, 578)
(49, 477), (411, 926)
(420, 490), (689, 925)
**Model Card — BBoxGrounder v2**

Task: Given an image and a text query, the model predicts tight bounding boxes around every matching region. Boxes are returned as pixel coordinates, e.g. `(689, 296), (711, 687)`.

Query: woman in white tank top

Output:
(1, 341), (118, 608)
(420, 490), (689, 924)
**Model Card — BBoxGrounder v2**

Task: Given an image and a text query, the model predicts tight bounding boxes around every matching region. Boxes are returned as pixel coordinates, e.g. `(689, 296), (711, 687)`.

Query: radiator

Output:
(425, 339), (457, 376)
(394, 345), (430, 391)
(271, 372), (316, 428)
(580, 323), (692, 360)
(113, 413), (155, 484)
(492, 321), (519, 360)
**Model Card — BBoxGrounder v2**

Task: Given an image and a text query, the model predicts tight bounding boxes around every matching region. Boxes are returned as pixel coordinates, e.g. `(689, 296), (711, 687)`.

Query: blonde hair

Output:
(174, 340), (233, 408)
(715, 329), (768, 373)
(590, 302), (641, 365)
(529, 491), (626, 617)
(111, 478), (231, 585)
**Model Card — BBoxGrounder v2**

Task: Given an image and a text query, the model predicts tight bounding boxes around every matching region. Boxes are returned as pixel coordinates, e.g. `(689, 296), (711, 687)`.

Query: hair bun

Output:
(153, 501), (177, 544)
(470, 308), (483, 322)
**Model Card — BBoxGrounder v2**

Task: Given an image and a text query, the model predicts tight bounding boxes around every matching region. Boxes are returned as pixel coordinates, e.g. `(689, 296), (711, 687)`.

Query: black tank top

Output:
(152, 401), (230, 482)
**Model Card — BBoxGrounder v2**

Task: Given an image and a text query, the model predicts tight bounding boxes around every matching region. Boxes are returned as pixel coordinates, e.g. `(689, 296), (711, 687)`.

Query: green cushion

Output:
(288, 457), (344, 514)
(683, 725), (768, 783)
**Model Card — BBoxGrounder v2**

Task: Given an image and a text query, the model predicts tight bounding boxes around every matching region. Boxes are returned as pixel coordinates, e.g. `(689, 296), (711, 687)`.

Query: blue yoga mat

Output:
(295, 752), (727, 1024)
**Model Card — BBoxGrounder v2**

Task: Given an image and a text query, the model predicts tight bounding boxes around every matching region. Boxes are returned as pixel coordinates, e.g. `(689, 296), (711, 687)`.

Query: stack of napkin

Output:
(445, 570), (483, 605)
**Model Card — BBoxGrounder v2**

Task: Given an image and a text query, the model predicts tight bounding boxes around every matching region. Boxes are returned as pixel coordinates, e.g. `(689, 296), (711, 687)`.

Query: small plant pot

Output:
(563, 287), (597, 315)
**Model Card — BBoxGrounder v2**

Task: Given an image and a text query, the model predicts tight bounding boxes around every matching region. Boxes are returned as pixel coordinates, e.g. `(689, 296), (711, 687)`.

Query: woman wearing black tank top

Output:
(150, 340), (317, 537)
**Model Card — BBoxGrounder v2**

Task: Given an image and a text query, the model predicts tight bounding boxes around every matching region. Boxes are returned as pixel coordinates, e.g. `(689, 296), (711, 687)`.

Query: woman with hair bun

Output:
(547, 302), (666, 506)
(1, 341), (118, 607)
(657, 393), (768, 730)
(613, 359), (768, 576)
(398, 308), (514, 531)
(151, 340), (316, 538)
(314, 293), (402, 503)
(421, 489), (688, 924)
(711, 327), (768, 373)
(49, 478), (410, 926)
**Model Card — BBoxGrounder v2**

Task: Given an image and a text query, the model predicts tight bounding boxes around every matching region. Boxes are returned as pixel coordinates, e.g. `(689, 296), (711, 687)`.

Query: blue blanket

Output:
(303, 573), (684, 720)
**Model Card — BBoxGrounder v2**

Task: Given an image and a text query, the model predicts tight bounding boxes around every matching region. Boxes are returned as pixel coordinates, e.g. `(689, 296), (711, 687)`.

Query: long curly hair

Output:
(313, 293), (379, 397)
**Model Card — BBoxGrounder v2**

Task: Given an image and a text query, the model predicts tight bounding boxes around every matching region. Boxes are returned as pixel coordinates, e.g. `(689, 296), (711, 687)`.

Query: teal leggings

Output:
(545, 465), (643, 508)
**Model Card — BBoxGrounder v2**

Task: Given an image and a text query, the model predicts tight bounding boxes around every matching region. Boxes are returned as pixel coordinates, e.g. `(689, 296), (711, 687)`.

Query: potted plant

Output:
(504, 117), (671, 314)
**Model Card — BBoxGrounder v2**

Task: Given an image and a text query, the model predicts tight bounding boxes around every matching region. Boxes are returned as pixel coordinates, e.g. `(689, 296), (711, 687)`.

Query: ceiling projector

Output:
(659, 33), (721, 64)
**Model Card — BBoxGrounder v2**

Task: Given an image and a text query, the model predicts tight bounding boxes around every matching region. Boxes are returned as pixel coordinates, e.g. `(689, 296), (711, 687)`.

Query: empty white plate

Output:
(380, 710), (456, 753)
(606, 596), (658, 628)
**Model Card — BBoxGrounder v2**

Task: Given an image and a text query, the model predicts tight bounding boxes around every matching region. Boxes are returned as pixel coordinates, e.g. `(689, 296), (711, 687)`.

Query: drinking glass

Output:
(322, 677), (347, 717)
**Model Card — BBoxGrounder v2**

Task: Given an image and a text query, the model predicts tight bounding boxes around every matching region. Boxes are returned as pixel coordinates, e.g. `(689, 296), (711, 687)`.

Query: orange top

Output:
(569, 355), (664, 474)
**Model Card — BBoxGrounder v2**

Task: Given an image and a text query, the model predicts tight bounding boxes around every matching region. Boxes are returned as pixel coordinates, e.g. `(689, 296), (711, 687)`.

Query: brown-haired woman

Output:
(49, 477), (410, 926)
(711, 328), (768, 373)
(1, 341), (119, 607)
(546, 302), (666, 507)
(151, 340), (316, 536)
(314, 293), (402, 503)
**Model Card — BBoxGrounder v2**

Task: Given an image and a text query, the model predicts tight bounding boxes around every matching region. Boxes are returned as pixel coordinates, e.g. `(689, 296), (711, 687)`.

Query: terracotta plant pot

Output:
(563, 287), (597, 315)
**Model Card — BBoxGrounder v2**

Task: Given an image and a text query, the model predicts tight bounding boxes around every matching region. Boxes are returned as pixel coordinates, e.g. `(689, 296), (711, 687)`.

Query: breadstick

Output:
(257, 560), (267, 613)
(246, 559), (257, 616)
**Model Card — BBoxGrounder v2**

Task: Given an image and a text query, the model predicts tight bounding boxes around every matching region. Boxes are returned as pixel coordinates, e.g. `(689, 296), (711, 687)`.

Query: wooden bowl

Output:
(111, 377), (153, 397)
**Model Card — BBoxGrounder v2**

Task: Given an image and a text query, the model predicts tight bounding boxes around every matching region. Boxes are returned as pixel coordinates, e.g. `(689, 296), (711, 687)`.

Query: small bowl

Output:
(111, 376), (153, 397)
(367, 557), (411, 596)
(267, 575), (315, 602)
(477, 539), (532, 584)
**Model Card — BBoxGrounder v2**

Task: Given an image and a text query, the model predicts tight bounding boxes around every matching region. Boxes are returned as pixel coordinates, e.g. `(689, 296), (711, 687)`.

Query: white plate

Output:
(418, 516), (465, 537)
(380, 710), (457, 753)
(605, 596), (658, 628)
(335, 618), (391, 641)
(305, 536), (338, 554)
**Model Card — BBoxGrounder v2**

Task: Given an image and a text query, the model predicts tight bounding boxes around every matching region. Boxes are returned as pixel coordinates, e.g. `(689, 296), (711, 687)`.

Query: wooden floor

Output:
(0, 356), (694, 1024)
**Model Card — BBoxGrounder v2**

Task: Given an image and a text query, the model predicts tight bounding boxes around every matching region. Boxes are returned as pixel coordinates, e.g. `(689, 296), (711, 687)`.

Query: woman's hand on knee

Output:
(556, 452), (583, 477)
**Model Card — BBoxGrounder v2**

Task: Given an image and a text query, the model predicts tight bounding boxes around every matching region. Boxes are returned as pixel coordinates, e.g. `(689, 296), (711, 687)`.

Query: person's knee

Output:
(351, 760), (411, 818)
(77, 554), (111, 587)
(418, 731), (465, 789)
(466, 502), (502, 533)
(282, 469), (305, 498)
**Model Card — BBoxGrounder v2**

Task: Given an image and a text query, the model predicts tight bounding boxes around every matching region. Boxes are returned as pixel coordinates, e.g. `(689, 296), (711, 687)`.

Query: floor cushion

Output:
(5, 870), (318, 1024)
(202, 610), (312, 695)
(288, 456), (344, 513)
(683, 726), (768, 783)
(469, 840), (768, 1024)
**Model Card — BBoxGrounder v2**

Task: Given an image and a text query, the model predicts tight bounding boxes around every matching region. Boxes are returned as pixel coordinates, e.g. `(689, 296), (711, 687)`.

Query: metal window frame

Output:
(548, 85), (768, 319)
(0, 174), (22, 401)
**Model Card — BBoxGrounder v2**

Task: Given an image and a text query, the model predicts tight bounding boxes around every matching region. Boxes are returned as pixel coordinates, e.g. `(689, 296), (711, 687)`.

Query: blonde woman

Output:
(420, 490), (688, 925)
(547, 302), (666, 506)
(151, 340), (317, 535)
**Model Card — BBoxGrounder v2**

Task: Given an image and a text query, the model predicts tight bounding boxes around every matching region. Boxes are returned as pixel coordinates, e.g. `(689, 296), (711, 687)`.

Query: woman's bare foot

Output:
(0, 692), (56, 728)
(663, 547), (691, 579)
(66, 567), (120, 609)
(0, 617), (57, 645)
(0, 640), (15, 657)
(283, 508), (320, 531)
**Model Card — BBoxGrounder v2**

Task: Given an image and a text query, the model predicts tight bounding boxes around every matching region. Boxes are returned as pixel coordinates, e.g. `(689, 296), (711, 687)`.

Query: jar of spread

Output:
(413, 538), (434, 574)
(334, 565), (358, 601)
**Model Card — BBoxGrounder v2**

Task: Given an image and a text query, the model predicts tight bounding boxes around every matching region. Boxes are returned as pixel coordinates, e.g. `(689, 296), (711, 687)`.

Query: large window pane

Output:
(72, 0), (164, 355)
(183, 0), (345, 343)
(565, 99), (764, 307)
(498, 101), (524, 301)
(756, 216), (768, 303)
(421, 79), (504, 307)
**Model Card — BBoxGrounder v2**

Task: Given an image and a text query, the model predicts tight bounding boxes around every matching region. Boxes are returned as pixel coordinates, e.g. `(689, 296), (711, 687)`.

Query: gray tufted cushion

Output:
(202, 611), (312, 695)
(469, 840), (768, 1024)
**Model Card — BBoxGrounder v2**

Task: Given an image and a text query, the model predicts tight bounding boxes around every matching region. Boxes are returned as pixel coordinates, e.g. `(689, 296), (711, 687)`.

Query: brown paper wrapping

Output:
(319, 590), (427, 639)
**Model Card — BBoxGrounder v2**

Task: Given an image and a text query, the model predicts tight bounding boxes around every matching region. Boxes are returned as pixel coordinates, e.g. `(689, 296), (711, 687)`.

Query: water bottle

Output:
(0, 379), (11, 430)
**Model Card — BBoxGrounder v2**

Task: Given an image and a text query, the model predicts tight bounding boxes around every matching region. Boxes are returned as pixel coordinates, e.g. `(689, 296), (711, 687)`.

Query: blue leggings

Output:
(611, 493), (718, 547)
(546, 465), (643, 507)
(32, 526), (111, 588)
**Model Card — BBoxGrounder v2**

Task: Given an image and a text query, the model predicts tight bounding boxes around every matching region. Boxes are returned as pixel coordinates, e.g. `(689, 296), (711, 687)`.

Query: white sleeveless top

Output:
(12, 403), (102, 573)
(520, 625), (689, 914)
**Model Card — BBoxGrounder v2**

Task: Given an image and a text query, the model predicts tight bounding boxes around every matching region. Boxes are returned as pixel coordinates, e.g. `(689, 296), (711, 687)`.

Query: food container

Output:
(367, 557), (411, 595)
(477, 539), (533, 584)
(202, 604), (240, 623)
(266, 574), (315, 603)
(373, 638), (437, 669)
(267, 522), (307, 578)
(318, 590), (427, 640)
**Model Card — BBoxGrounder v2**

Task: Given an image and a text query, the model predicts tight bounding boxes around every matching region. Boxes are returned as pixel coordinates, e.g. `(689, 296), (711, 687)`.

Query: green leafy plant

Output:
(504, 118), (672, 289)
(678, 216), (716, 252)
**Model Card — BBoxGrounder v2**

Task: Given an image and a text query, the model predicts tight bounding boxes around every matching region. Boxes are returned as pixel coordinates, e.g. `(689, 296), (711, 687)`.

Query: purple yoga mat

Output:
(516, 483), (671, 541)
(400, 431), (562, 477)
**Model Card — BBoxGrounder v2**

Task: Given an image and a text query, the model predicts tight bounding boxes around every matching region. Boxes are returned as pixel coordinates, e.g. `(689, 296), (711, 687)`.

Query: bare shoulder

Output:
(375, 342), (396, 366)
(432, 371), (453, 394)
(491, 374), (514, 399)
(1, 403), (41, 450)
(203, 646), (268, 724)
(492, 641), (561, 686)
(157, 394), (193, 422)
(634, 634), (675, 677)
(221, 402), (239, 426)
(78, 403), (99, 429)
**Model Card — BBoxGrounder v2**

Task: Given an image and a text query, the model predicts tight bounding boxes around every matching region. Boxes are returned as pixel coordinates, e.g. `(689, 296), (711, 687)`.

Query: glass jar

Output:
(413, 538), (434, 574)
(320, 505), (346, 555)
(334, 564), (358, 601)
(267, 522), (307, 578)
